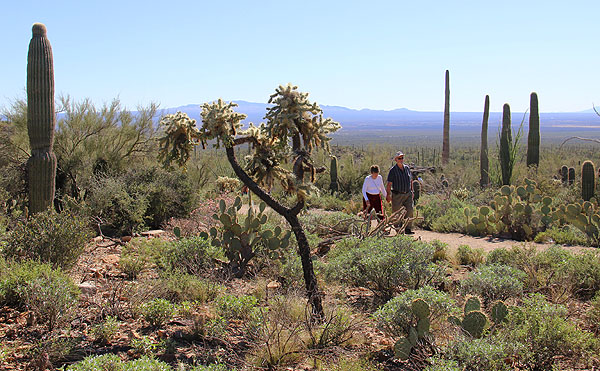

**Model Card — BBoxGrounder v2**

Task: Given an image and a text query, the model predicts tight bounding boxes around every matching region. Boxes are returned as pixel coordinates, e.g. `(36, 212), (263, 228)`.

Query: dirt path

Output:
(411, 228), (593, 254)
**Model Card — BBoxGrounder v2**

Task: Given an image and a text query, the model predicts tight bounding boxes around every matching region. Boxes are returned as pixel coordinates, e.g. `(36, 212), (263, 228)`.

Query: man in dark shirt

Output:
(385, 150), (414, 234)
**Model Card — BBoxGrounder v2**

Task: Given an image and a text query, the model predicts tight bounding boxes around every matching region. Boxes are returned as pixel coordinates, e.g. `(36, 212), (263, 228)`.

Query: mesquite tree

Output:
(158, 84), (340, 318)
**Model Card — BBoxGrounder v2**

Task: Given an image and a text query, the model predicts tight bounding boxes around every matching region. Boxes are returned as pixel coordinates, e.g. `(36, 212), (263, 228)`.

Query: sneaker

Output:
(405, 229), (415, 235)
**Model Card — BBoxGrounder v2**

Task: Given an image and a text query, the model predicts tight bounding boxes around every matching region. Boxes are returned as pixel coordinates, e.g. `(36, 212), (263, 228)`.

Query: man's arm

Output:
(386, 181), (392, 202)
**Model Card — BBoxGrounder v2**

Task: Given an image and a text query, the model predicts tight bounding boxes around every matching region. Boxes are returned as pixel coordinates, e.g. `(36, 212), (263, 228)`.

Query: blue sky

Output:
(1, 0), (599, 113)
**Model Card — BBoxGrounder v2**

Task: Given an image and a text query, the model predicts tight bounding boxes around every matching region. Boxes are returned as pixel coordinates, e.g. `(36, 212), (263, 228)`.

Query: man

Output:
(385, 151), (414, 234)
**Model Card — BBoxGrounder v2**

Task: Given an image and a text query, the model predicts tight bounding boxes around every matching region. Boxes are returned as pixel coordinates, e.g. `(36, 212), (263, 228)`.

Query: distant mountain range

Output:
(160, 101), (600, 132)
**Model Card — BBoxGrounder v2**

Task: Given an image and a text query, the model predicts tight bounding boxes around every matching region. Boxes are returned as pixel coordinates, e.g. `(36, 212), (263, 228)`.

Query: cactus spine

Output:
(500, 104), (512, 185)
(27, 23), (57, 213)
(442, 69), (450, 165)
(526, 92), (540, 168)
(479, 95), (490, 187)
(329, 156), (338, 193)
(582, 161), (595, 201)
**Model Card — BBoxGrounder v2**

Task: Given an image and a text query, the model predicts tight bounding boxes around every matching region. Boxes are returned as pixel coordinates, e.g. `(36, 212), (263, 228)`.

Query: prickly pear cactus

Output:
(393, 298), (431, 360)
(554, 199), (600, 246)
(27, 23), (57, 213)
(465, 179), (553, 240)
(205, 196), (292, 277)
(582, 161), (595, 201)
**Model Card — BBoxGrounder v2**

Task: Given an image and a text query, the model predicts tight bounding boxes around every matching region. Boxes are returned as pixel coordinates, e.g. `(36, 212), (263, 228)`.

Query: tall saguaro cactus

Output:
(27, 23), (57, 213)
(582, 161), (595, 201)
(442, 69), (450, 165)
(500, 104), (512, 185)
(329, 156), (338, 193)
(527, 92), (540, 168)
(479, 95), (490, 187)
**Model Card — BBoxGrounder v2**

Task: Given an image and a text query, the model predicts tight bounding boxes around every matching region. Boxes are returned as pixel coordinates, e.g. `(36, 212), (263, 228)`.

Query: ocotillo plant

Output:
(479, 95), (490, 187)
(27, 23), (57, 213)
(442, 69), (450, 165)
(329, 156), (338, 193)
(526, 92), (540, 168)
(499, 104), (513, 185)
(582, 161), (595, 201)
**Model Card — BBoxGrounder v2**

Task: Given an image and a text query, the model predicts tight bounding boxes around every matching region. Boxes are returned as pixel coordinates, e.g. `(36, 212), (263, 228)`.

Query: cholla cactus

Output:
(27, 23), (57, 213)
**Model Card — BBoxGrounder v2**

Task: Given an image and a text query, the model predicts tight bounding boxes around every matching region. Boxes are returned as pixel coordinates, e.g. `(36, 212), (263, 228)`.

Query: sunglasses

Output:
(395, 157), (404, 160)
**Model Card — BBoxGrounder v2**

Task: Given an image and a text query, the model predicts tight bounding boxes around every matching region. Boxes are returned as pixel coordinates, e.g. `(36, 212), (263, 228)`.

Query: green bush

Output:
(123, 166), (197, 229)
(456, 244), (485, 267)
(567, 251), (600, 299)
(417, 194), (474, 233)
(373, 286), (457, 339)
(156, 236), (223, 275)
(299, 211), (361, 237)
(503, 294), (598, 370)
(86, 166), (197, 235)
(443, 336), (525, 371)
(325, 236), (445, 300)
(2, 209), (93, 269)
(534, 225), (590, 246)
(215, 294), (259, 320)
(423, 358), (461, 371)
(460, 264), (526, 303)
(67, 354), (172, 370)
(155, 271), (224, 303)
(140, 298), (174, 328)
(0, 260), (79, 329)
(91, 316), (119, 344)
(87, 175), (148, 235)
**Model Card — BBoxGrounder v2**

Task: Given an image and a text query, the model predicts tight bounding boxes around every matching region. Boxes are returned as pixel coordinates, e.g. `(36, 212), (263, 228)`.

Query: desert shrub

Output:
(567, 251), (600, 299)
(156, 236), (223, 275)
(534, 225), (589, 246)
(67, 354), (172, 370)
(456, 244), (485, 267)
(2, 209), (92, 269)
(423, 358), (461, 371)
(485, 245), (536, 268)
(87, 166), (197, 235)
(305, 192), (353, 211)
(417, 194), (474, 233)
(118, 254), (147, 280)
(324, 358), (381, 371)
(87, 175), (148, 235)
(215, 294), (259, 320)
(299, 211), (360, 237)
(430, 239), (449, 263)
(460, 264), (526, 303)
(325, 236), (446, 300)
(442, 336), (525, 371)
(373, 286), (457, 339)
(305, 305), (362, 349)
(154, 271), (224, 303)
(141, 298), (174, 328)
(0, 261), (80, 330)
(503, 293), (598, 370)
(91, 316), (119, 344)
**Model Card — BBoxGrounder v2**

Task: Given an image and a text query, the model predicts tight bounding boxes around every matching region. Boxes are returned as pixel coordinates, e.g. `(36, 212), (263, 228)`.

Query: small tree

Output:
(158, 84), (340, 318)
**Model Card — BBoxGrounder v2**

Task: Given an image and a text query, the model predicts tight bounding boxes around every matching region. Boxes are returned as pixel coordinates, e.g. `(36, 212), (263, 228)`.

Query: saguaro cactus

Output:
(442, 70), (450, 165)
(561, 165), (569, 185)
(479, 95), (490, 187)
(412, 179), (421, 204)
(527, 92), (540, 168)
(27, 23), (57, 213)
(499, 104), (512, 185)
(582, 161), (595, 201)
(329, 156), (338, 193)
(569, 167), (575, 186)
